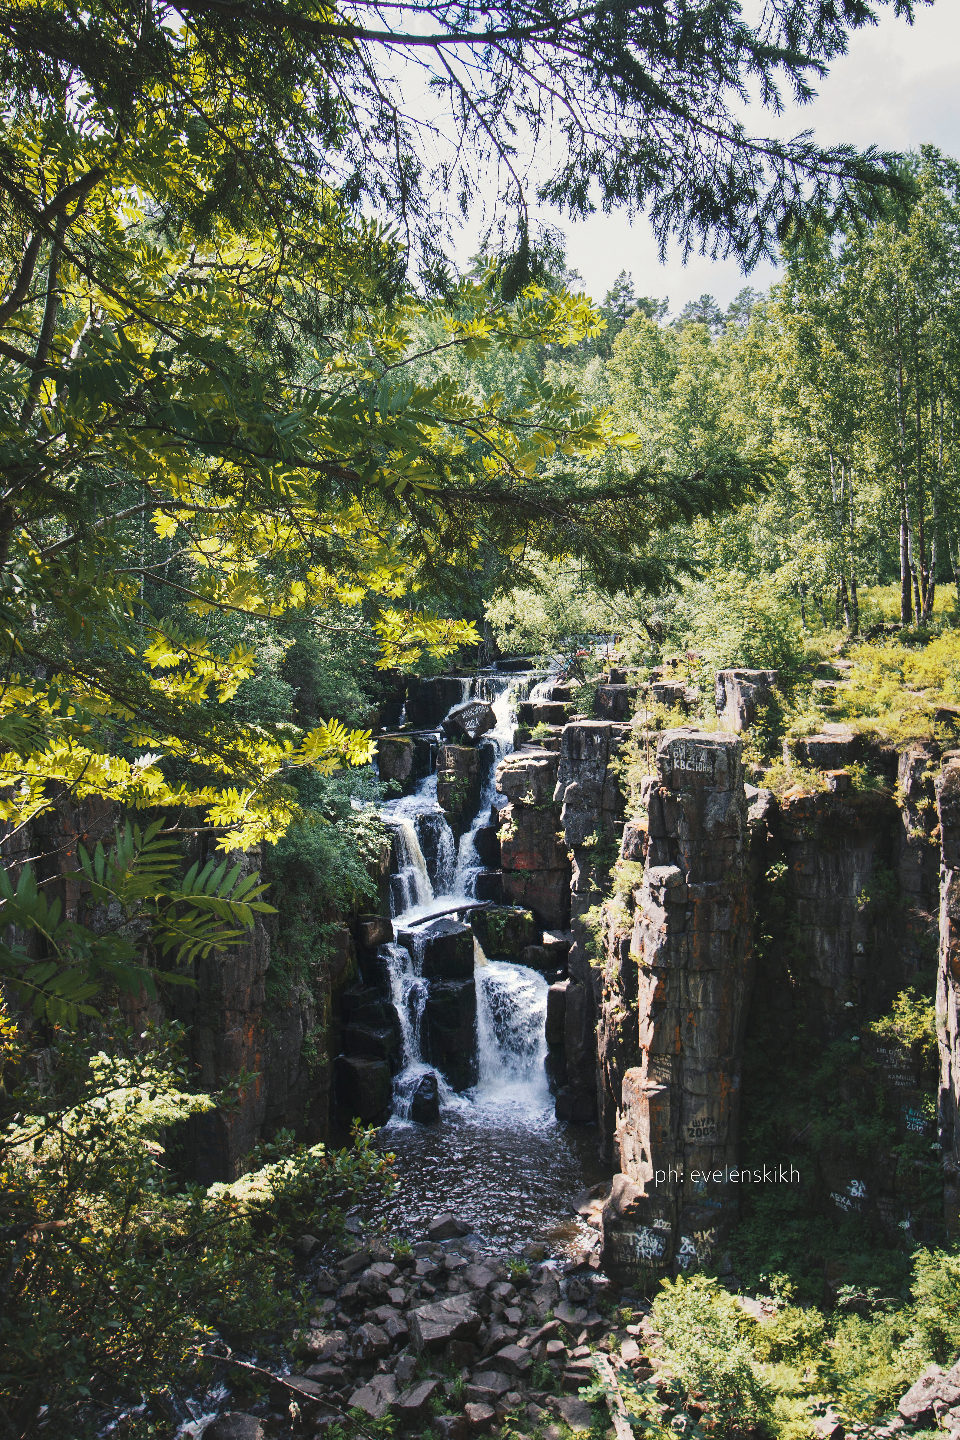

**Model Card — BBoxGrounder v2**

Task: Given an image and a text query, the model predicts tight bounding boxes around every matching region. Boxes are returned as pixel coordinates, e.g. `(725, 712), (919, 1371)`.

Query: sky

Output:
(450, 1), (960, 315)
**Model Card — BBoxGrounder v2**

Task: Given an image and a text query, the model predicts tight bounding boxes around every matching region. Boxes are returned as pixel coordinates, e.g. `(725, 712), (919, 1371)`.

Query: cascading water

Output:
(475, 960), (550, 1108)
(364, 669), (610, 1251)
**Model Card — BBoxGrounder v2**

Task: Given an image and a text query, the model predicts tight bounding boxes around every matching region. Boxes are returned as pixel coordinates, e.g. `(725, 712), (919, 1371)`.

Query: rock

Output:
(434, 1418), (471, 1440)
(411, 1071), (441, 1123)
(399, 917), (475, 980)
(395, 1354), (418, 1387)
(437, 745), (482, 832)
(549, 1396), (595, 1432)
(462, 1263), (498, 1290)
(621, 1339), (641, 1362)
(812, 1411), (844, 1440)
(349, 1374), (399, 1419)
(502, 868), (571, 930)
(899, 1365), (944, 1424)
(428, 1212), (473, 1241)
(423, 978), (479, 1091)
(714, 669), (778, 732)
(499, 805), (569, 872)
(410, 1294), (482, 1351)
(465, 1401), (497, 1430)
(315, 1268), (339, 1294)
(497, 752), (560, 807)
(384, 1313), (410, 1343)
(466, 1374), (513, 1401)
(303, 1363), (349, 1387)
(393, 1379), (443, 1424)
(604, 730), (751, 1282)
(204, 1416), (264, 1440)
(407, 676), (470, 729)
(789, 729), (862, 770)
(898, 1363), (960, 1424)
(335, 1056), (391, 1125)
(293, 1233), (320, 1257)
(308, 1330), (349, 1359)
(485, 1344), (532, 1376)
(352, 1322), (391, 1360)
(470, 906), (538, 960)
(546, 1340), (567, 1361)
(378, 735), (415, 789)
(443, 700), (497, 743)
(342, 1023), (398, 1063)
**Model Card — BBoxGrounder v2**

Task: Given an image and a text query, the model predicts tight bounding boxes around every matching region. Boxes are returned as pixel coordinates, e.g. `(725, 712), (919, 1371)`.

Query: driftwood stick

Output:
(207, 1353), (377, 1440)
(592, 1353), (636, 1440)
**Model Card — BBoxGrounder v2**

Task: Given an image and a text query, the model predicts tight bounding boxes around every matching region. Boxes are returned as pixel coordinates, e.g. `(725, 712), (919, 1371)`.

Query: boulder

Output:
(502, 869), (571, 930)
(349, 1374), (399, 1420)
(341, 1023), (398, 1063)
(465, 1401), (496, 1430)
(474, 871), (504, 902)
(499, 804), (568, 871)
(899, 1364), (960, 1424)
(497, 751), (560, 807)
(595, 685), (636, 721)
(473, 824), (502, 868)
(789, 728), (863, 770)
(393, 1379), (443, 1424)
(204, 1417), (264, 1440)
(410, 1293), (482, 1351)
(443, 700), (497, 742)
(410, 1070), (440, 1123)
(427, 1212), (472, 1240)
(352, 1322), (391, 1360)
(434, 1418), (471, 1440)
(378, 735), (416, 792)
(465, 1373), (513, 1402)
(549, 1396), (595, 1432)
(334, 1056), (391, 1124)
(545, 981), (569, 1045)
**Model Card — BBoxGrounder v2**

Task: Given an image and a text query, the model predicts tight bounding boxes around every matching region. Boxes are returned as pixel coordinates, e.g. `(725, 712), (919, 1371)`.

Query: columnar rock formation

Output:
(602, 730), (753, 1283)
(554, 722), (629, 1122)
(937, 753), (960, 1239)
(496, 748), (571, 931)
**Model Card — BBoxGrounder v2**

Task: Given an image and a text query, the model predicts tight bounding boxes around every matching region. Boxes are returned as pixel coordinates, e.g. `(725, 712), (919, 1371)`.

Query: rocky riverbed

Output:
(185, 1207), (654, 1440)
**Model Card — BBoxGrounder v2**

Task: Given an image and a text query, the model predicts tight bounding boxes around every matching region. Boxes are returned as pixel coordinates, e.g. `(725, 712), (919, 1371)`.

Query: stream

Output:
(371, 672), (609, 1254)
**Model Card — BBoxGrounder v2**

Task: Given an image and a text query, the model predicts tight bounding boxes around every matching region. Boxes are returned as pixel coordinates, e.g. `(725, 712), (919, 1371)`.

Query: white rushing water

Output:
(380, 670), (558, 1126)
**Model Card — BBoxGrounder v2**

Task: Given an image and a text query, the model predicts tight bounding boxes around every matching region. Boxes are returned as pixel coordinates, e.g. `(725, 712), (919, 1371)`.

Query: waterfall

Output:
(475, 959), (550, 1107)
(387, 817), (433, 915)
(452, 676), (515, 897)
(380, 668), (553, 1125)
(383, 938), (461, 1120)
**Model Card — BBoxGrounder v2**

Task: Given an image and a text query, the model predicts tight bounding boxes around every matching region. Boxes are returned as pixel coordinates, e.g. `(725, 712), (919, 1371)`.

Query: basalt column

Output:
(937, 752), (960, 1238)
(602, 729), (753, 1283)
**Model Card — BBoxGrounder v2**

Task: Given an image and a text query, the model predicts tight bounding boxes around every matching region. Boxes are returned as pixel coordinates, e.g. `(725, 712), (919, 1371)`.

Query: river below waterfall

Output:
(368, 671), (611, 1255)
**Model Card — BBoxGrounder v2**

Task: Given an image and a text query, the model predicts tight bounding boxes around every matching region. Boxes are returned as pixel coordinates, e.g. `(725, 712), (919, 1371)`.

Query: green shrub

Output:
(0, 1016), (391, 1440)
(651, 1274), (774, 1430)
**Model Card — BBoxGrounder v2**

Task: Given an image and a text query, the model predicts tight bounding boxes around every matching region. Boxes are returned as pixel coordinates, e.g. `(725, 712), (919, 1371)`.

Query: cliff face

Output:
(600, 731), (754, 1284)
(10, 794), (385, 1184)
(937, 754), (960, 1239)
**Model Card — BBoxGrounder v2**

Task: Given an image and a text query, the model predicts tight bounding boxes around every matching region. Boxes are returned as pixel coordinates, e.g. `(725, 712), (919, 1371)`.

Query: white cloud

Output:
(449, 2), (960, 313)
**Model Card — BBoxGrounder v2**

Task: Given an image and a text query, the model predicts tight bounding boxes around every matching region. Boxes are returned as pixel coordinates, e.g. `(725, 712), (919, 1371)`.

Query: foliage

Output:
(0, 819), (275, 1026)
(0, 1013), (393, 1440)
(0, 0), (912, 277)
(651, 1275), (774, 1431)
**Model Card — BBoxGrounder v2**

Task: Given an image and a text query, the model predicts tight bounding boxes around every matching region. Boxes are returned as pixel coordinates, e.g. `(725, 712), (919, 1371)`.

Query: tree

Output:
(0, 0), (921, 274)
